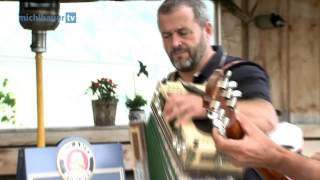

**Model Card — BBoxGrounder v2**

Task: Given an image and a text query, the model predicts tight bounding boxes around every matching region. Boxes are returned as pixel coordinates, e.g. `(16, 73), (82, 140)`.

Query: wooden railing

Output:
(298, 124), (320, 156)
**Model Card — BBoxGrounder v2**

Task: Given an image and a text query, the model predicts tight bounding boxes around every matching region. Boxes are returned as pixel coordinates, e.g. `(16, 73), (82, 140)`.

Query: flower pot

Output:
(92, 99), (118, 126)
(128, 109), (146, 122)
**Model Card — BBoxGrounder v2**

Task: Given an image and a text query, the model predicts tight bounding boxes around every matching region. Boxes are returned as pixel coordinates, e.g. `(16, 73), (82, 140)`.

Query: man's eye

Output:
(178, 30), (190, 36)
(162, 33), (171, 39)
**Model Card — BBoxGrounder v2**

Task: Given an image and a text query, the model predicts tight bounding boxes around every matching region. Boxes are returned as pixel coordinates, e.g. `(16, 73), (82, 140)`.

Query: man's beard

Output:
(169, 34), (206, 72)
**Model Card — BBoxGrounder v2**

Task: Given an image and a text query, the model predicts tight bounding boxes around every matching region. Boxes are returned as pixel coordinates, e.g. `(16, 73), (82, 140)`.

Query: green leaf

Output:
(3, 94), (16, 107)
(0, 91), (4, 100)
(3, 78), (8, 87)
(1, 116), (9, 122)
(125, 95), (147, 110)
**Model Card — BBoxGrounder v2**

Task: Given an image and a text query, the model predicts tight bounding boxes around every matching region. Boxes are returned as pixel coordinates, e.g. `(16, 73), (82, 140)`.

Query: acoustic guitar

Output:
(205, 69), (289, 180)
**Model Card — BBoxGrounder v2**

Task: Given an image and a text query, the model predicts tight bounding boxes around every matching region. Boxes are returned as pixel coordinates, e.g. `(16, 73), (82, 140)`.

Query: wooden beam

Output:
(0, 126), (130, 147)
(298, 124), (320, 139)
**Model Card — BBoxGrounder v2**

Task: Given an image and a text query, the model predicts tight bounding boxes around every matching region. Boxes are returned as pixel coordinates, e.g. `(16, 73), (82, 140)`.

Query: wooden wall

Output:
(221, 0), (320, 124)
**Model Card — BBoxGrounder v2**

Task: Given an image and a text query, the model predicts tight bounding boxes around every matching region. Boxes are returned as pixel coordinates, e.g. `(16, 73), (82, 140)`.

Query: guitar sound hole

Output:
(193, 118), (212, 134)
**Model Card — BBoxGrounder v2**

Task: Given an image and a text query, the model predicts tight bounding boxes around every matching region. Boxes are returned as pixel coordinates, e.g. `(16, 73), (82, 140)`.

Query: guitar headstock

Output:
(206, 70), (243, 139)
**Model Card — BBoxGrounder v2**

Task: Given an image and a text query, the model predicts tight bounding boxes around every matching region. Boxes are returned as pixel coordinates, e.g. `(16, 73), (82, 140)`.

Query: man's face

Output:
(158, 6), (207, 72)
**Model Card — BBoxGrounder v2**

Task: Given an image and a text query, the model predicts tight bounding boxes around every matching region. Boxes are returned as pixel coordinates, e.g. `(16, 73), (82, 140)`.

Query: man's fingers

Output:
(212, 128), (222, 142)
(163, 105), (174, 121)
(212, 128), (232, 149)
(235, 111), (261, 136)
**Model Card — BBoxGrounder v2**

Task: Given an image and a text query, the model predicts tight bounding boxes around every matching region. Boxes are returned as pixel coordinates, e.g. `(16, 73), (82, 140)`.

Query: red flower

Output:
(87, 77), (118, 101)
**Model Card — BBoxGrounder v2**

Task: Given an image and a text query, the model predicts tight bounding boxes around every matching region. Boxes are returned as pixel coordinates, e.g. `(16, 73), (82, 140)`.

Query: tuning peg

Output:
(225, 70), (232, 79)
(210, 100), (221, 111)
(228, 97), (238, 108)
(232, 90), (242, 98)
(219, 71), (231, 89)
(207, 110), (218, 121)
(223, 88), (232, 99)
(218, 79), (227, 89)
(219, 71), (234, 89)
(211, 115), (225, 133)
(222, 117), (230, 128)
(225, 90), (241, 108)
(228, 81), (238, 89)
(218, 108), (225, 120)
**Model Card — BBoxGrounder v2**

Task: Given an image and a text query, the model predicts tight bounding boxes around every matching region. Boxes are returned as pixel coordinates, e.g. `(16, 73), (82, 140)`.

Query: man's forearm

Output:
(237, 99), (278, 133)
(274, 148), (320, 180)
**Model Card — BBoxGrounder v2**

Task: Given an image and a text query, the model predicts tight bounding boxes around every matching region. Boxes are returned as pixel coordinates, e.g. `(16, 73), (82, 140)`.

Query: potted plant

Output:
(0, 78), (16, 125)
(125, 94), (147, 121)
(87, 77), (118, 126)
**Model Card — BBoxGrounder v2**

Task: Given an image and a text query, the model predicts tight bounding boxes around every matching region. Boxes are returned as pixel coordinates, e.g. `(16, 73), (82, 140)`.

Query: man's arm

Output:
(212, 113), (320, 180)
(275, 148), (320, 180)
(237, 99), (278, 133)
(163, 95), (277, 133)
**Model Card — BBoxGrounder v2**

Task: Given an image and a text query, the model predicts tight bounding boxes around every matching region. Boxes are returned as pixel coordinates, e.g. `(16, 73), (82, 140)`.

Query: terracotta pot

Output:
(92, 99), (118, 126)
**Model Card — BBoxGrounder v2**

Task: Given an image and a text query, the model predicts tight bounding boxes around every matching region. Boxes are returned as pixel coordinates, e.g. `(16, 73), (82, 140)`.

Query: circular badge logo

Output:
(57, 137), (95, 180)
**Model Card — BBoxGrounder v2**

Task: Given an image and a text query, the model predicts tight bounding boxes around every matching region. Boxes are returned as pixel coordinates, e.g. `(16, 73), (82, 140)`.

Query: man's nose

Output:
(171, 34), (182, 48)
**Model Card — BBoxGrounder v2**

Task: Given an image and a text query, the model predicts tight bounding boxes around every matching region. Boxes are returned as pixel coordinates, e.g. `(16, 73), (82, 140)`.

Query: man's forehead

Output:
(159, 5), (195, 21)
(159, 6), (197, 32)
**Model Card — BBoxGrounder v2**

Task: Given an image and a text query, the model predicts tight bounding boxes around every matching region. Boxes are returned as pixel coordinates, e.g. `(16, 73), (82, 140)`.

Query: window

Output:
(0, 1), (215, 128)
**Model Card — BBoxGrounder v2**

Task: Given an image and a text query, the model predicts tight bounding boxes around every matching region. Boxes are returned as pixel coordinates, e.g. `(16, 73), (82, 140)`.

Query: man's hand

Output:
(163, 93), (206, 126)
(212, 112), (283, 168)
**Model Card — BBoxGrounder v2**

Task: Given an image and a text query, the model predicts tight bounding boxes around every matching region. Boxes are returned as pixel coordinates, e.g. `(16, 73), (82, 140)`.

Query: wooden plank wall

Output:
(221, 0), (320, 124)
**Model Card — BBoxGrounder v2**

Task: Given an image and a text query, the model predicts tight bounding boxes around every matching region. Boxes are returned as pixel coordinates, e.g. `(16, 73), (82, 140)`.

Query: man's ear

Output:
(204, 21), (213, 39)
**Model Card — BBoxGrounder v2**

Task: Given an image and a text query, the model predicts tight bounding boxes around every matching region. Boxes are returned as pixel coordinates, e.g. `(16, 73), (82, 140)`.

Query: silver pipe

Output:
(31, 30), (47, 53)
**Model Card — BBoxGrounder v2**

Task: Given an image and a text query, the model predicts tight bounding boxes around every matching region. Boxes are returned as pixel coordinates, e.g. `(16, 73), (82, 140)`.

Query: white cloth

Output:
(268, 122), (304, 152)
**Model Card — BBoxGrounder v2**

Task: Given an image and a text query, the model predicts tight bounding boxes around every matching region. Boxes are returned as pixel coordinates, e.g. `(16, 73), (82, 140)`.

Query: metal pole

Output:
(31, 30), (46, 147)
(215, 0), (222, 45)
(35, 52), (45, 147)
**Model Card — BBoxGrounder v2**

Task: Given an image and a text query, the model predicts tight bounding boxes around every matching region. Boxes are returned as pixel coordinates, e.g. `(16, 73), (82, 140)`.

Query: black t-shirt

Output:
(165, 45), (271, 102)
(192, 45), (271, 102)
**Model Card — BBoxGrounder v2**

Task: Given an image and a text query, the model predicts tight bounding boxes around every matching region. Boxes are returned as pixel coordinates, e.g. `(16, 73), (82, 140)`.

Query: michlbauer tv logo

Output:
(19, 12), (77, 24)
(65, 12), (76, 23)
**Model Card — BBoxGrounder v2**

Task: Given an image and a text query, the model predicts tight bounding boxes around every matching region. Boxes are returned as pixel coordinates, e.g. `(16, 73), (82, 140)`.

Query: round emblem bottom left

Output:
(56, 137), (95, 180)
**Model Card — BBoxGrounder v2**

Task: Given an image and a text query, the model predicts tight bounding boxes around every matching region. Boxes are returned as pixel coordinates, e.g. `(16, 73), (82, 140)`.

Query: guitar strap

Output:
(163, 55), (268, 83)
(220, 56), (268, 77)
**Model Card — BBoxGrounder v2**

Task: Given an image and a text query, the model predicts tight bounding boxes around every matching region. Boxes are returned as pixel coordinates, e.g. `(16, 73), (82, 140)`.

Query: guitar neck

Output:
(225, 109), (244, 139)
(256, 167), (289, 180)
